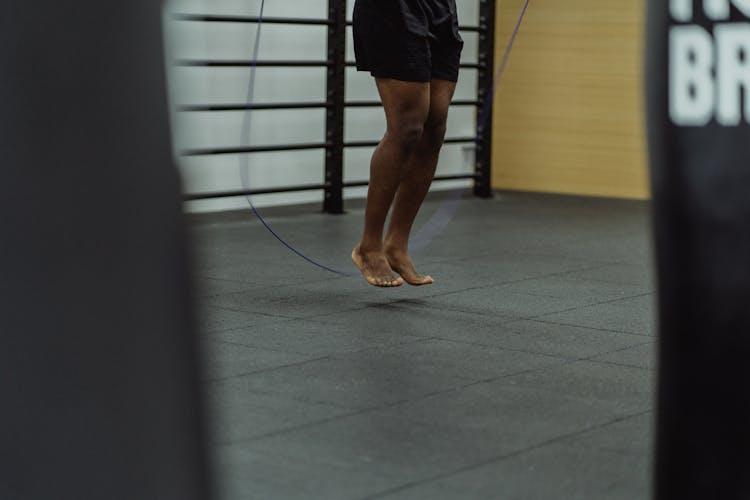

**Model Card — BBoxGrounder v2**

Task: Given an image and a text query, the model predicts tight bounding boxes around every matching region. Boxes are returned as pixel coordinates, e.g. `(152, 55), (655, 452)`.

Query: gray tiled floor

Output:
(189, 191), (657, 500)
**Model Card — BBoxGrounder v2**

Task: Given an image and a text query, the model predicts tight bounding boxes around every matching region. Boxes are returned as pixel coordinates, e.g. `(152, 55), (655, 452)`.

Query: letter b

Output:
(670, 26), (716, 126)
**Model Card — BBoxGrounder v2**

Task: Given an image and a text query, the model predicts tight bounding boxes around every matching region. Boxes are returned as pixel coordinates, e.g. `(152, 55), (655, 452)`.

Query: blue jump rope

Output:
(240, 0), (530, 276)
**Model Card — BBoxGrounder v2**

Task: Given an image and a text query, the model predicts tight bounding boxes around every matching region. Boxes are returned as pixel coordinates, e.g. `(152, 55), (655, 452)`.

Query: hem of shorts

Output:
(356, 67), (455, 83)
(429, 72), (460, 83)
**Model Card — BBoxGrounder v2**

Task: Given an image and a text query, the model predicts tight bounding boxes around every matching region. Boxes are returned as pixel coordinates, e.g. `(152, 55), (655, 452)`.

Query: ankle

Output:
(357, 240), (383, 255)
(384, 238), (407, 252)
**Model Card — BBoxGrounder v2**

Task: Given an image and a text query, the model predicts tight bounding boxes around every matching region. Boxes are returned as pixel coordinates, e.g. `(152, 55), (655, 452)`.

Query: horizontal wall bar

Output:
(178, 99), (479, 112)
(183, 173), (476, 201)
(444, 137), (479, 145)
(343, 20), (483, 33)
(344, 61), (482, 70)
(343, 173), (478, 188)
(184, 183), (327, 201)
(345, 137), (476, 148)
(345, 99), (479, 108)
(182, 142), (328, 156)
(178, 102), (330, 112)
(457, 25), (484, 33)
(178, 61), (480, 69)
(172, 15), (482, 32)
(182, 136), (474, 156)
(172, 14), (332, 26)
(176, 60), (329, 68)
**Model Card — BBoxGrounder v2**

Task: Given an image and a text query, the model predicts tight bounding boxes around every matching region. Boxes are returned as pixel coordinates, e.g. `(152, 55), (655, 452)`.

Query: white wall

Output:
(163, 0), (480, 213)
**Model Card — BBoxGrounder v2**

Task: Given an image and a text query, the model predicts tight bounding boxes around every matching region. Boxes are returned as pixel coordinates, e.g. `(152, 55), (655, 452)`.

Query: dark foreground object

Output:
(647, 3), (750, 499)
(0, 3), (210, 500)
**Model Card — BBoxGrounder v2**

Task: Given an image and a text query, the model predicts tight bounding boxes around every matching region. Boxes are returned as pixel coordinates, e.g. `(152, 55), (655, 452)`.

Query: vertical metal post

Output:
(324, 0), (347, 213)
(474, 0), (496, 198)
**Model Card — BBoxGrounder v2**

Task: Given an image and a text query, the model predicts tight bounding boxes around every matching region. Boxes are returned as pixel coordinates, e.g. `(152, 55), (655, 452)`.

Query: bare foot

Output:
(352, 245), (404, 287)
(384, 247), (434, 286)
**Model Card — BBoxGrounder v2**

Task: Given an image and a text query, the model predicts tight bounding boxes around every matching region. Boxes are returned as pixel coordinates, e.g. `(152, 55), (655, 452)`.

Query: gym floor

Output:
(190, 191), (656, 500)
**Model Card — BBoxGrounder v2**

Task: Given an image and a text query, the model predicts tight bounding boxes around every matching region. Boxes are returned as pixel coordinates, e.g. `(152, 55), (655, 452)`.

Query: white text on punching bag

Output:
(669, 0), (750, 126)
(670, 0), (750, 22)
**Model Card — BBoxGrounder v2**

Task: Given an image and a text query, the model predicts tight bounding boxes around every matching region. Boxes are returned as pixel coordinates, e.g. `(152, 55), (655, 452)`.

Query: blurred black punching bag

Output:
(0, 3), (210, 500)
(646, 1), (750, 498)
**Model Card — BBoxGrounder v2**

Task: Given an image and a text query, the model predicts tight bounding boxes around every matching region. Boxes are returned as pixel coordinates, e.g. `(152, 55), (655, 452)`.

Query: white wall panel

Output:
(164, 0), (480, 212)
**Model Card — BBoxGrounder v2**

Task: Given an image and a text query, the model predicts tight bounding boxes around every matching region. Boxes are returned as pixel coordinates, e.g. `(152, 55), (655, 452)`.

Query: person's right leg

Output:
(352, 78), (430, 287)
(384, 79), (457, 285)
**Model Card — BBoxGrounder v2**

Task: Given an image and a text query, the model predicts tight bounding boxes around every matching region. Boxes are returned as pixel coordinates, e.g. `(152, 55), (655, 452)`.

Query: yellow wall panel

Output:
(491, 0), (649, 199)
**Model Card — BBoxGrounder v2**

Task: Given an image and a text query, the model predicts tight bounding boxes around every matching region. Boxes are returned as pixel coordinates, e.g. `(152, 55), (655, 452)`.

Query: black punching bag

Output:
(646, 1), (750, 498)
(0, 2), (210, 500)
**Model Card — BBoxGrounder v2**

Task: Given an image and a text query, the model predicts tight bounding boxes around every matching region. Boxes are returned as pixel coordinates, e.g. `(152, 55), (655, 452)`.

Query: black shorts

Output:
(352, 0), (464, 83)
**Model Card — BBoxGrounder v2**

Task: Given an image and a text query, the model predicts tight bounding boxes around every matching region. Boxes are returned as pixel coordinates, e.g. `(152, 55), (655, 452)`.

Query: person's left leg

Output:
(383, 79), (457, 285)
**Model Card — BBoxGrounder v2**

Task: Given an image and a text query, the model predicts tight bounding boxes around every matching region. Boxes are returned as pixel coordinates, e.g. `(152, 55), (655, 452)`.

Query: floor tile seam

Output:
(193, 275), (266, 286)
(415, 262), (626, 302)
(194, 289), (262, 300)
(412, 288), (652, 326)
(206, 338), (333, 358)
(424, 333), (651, 367)
(557, 272), (656, 288)
(201, 355), (332, 383)
(323, 336), (440, 359)
(497, 291), (654, 310)
(483, 266), (632, 288)
(202, 303), (297, 321)
(194, 278), (324, 297)
(456, 357), (583, 392)
(493, 281), (654, 300)
(575, 340), (657, 364)
(497, 318), (652, 342)
(398, 301), (522, 322)
(200, 317), (299, 337)
(217, 273), (346, 291)
(225, 378), (488, 447)
(359, 409), (654, 500)
(412, 249), (526, 264)
(584, 339), (656, 356)
(210, 333), (435, 358)
(206, 382), (357, 412)
(524, 291), (657, 325)
(497, 338), (656, 372)
(193, 278), (267, 297)
(192, 273), (265, 287)
(596, 446), (655, 458)
(204, 336), (440, 406)
(197, 270), (343, 289)
(493, 252), (623, 266)
(201, 319), (297, 336)
(584, 359), (655, 372)
(224, 355), (557, 447)
(539, 290), (656, 313)
(218, 407), (376, 446)
(528, 318), (653, 338)
(204, 301), (367, 320)
(415, 335), (578, 362)
(209, 409), (365, 448)
(302, 292), (524, 325)
(299, 303), (387, 322)
(418, 249), (617, 266)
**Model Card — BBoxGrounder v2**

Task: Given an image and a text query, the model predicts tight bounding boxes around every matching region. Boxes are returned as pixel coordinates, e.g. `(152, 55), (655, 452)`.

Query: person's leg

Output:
(352, 78), (430, 287)
(383, 79), (457, 285)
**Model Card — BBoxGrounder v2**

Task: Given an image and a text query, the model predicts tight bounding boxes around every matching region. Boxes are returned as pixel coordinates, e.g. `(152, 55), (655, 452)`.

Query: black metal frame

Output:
(474, 0), (496, 198)
(174, 0), (496, 210)
(324, 0), (346, 214)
